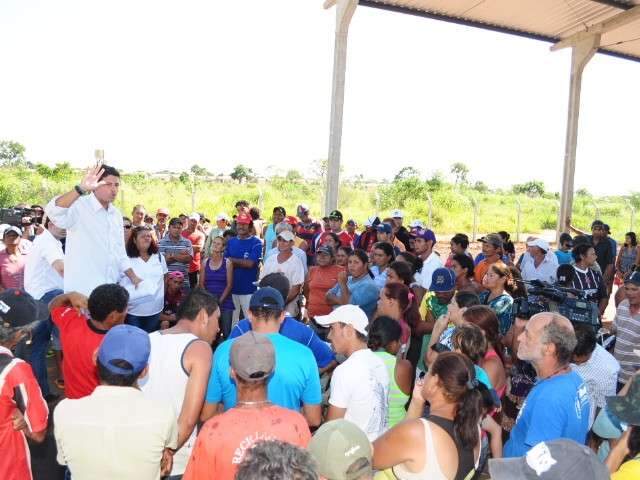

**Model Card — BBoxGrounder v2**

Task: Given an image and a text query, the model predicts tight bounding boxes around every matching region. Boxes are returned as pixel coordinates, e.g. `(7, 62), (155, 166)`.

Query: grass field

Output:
(0, 166), (637, 243)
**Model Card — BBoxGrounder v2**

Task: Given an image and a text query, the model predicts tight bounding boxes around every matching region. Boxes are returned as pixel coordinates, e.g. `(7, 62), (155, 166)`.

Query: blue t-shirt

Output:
(327, 275), (380, 319)
(225, 235), (262, 295)
(229, 317), (335, 368)
(555, 250), (573, 265)
(206, 332), (322, 411)
(504, 370), (590, 458)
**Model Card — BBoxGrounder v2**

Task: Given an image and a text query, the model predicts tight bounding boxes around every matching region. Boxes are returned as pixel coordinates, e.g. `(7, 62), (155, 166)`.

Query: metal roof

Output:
(359, 0), (640, 62)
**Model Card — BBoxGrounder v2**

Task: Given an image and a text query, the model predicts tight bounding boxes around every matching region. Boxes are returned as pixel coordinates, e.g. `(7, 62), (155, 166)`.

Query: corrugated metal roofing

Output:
(360, 0), (640, 61)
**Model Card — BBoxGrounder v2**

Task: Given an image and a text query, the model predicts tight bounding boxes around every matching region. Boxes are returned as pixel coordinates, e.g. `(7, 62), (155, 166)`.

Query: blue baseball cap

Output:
(376, 223), (392, 234)
(97, 324), (150, 375)
(430, 268), (456, 292)
(250, 287), (285, 311)
(413, 228), (436, 243)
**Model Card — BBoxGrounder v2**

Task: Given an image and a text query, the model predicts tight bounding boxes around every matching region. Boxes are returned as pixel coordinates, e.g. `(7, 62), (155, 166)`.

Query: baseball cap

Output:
(430, 268), (456, 292)
(168, 217), (183, 227)
(317, 245), (335, 256)
(413, 229), (436, 243)
(606, 374), (640, 425)
(188, 212), (200, 221)
(527, 238), (550, 252)
(168, 271), (185, 280)
(249, 287), (285, 311)
(625, 271), (640, 286)
(329, 210), (343, 221)
(376, 223), (392, 234)
(236, 213), (253, 225)
(308, 420), (373, 480)
(216, 213), (230, 221)
(364, 216), (380, 228)
(156, 208), (169, 216)
(0, 289), (49, 328)
(603, 223), (611, 233)
(285, 215), (298, 227)
(390, 209), (403, 218)
(3, 226), (22, 238)
(315, 304), (369, 336)
(409, 220), (425, 229)
(480, 233), (503, 249)
(297, 204), (310, 216)
(97, 324), (150, 376)
(488, 439), (608, 480)
(277, 230), (295, 242)
(230, 331), (275, 382)
(346, 219), (356, 227)
(591, 219), (605, 229)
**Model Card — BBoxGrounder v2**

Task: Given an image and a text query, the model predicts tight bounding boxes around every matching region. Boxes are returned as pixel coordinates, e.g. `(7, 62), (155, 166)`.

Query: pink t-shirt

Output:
(0, 250), (26, 289)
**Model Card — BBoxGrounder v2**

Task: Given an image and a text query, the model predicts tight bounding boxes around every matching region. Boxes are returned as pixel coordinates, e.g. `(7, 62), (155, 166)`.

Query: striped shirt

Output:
(613, 299), (640, 384)
(572, 266), (607, 303)
(158, 236), (193, 290)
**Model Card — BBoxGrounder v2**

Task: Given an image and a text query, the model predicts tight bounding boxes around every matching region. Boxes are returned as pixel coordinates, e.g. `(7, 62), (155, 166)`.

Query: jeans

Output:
(126, 313), (161, 333)
(219, 309), (233, 340)
(17, 289), (64, 397)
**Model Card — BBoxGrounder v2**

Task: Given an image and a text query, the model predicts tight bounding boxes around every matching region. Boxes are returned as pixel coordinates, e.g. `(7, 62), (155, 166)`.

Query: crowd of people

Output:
(1, 163), (640, 479)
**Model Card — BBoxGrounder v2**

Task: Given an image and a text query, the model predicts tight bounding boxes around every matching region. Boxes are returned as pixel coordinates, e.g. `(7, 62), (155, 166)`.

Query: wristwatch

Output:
(74, 184), (87, 196)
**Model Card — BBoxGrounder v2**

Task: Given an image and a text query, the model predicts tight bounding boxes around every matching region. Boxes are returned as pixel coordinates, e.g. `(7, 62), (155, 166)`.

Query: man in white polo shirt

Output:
(520, 238), (558, 284)
(317, 304), (390, 440)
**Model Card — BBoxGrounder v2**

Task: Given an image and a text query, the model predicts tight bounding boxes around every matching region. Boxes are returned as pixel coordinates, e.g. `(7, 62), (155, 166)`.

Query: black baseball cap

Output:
(328, 210), (343, 221)
(0, 289), (49, 328)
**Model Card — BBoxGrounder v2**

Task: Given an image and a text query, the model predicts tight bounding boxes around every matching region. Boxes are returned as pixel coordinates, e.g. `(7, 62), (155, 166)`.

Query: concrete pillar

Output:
(324, 0), (358, 215)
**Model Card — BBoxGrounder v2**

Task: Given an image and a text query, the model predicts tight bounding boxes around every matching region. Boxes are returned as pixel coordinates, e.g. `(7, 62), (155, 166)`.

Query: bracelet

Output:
(74, 185), (87, 196)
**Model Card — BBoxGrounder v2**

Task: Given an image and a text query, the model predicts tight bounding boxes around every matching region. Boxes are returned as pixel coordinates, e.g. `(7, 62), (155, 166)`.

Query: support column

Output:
(324, 0), (358, 215)
(556, 34), (599, 243)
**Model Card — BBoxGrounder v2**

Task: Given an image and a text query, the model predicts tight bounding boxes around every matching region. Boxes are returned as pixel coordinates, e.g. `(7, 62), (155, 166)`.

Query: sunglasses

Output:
(123, 225), (132, 229)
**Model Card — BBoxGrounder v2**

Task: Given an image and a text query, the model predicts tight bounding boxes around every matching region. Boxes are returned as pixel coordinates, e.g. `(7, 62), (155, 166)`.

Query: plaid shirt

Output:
(571, 344), (619, 426)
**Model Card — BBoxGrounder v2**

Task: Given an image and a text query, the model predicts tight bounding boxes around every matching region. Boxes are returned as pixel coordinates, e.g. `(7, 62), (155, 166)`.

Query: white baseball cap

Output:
(390, 209), (404, 218)
(188, 212), (201, 221)
(409, 220), (424, 229)
(216, 213), (229, 222)
(527, 238), (550, 252)
(315, 305), (369, 335)
(277, 230), (295, 242)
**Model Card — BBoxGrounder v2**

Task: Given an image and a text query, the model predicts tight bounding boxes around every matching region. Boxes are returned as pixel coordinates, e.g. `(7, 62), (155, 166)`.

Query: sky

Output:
(1, 0), (639, 195)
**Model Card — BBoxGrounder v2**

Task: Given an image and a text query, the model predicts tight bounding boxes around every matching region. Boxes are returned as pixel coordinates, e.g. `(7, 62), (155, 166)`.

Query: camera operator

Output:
(571, 243), (608, 317)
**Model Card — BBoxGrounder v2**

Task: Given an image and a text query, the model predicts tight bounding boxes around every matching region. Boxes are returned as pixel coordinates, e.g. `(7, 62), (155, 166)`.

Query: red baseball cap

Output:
(236, 213), (253, 225)
(285, 215), (298, 226)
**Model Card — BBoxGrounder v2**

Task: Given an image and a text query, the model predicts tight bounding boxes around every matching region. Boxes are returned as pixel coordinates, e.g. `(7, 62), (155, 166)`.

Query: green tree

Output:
(230, 164), (254, 184)
(0, 141), (26, 167)
(285, 169), (303, 182)
(513, 180), (545, 197)
(472, 181), (490, 193)
(190, 164), (210, 177)
(393, 166), (420, 182)
(450, 162), (470, 187)
(425, 171), (445, 191)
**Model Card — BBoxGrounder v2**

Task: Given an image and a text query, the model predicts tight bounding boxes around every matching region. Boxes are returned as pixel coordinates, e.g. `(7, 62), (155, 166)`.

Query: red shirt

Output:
(52, 306), (107, 399)
(183, 405), (310, 480)
(182, 230), (205, 273)
(0, 347), (49, 480)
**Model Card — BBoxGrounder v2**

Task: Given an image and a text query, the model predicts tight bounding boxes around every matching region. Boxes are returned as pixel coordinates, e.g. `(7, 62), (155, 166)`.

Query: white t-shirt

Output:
(260, 252), (305, 316)
(416, 251), (444, 290)
(329, 348), (390, 441)
(24, 229), (64, 300)
(126, 254), (168, 316)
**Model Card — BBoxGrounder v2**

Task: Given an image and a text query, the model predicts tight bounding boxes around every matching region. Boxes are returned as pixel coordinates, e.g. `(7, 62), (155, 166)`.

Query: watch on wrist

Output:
(74, 184), (87, 196)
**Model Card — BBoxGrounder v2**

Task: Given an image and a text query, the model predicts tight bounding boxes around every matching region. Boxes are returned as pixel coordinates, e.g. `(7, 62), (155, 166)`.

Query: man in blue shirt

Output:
(504, 312), (590, 457)
(229, 273), (336, 373)
(202, 287), (322, 427)
(225, 212), (263, 328)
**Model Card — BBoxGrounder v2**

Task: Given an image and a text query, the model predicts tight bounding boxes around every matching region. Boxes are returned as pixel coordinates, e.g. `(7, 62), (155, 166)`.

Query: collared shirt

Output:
(54, 386), (178, 480)
(0, 345), (49, 480)
(571, 344), (620, 427)
(264, 246), (308, 275)
(45, 193), (131, 296)
(614, 300), (640, 384)
(24, 228), (64, 300)
(520, 252), (558, 284)
(416, 251), (444, 290)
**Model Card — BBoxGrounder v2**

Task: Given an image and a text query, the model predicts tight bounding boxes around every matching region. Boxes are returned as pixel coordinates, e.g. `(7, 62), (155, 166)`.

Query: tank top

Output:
(139, 331), (200, 476)
(393, 416), (477, 480)
(483, 349), (506, 398)
(620, 246), (638, 274)
(374, 351), (409, 428)
(203, 257), (234, 311)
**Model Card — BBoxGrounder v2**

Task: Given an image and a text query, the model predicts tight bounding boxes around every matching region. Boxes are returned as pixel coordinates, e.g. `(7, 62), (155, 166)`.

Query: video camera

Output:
(511, 279), (600, 331)
(0, 207), (44, 227)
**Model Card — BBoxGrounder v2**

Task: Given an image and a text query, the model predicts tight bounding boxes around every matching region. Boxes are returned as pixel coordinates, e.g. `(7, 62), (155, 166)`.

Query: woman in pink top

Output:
(0, 227), (27, 290)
